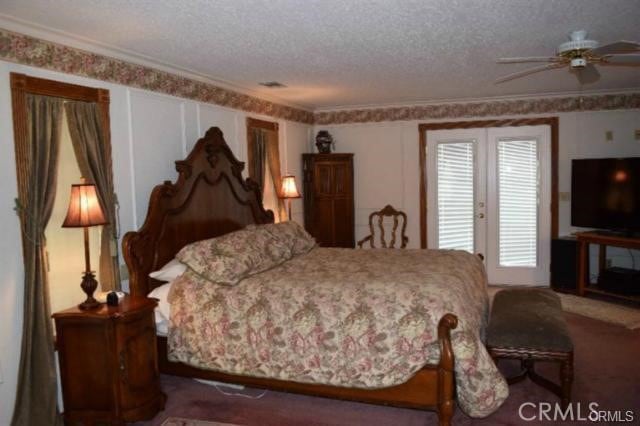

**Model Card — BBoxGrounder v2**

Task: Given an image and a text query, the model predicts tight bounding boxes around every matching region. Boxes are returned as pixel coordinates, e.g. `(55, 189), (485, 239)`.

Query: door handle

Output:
(477, 253), (485, 261)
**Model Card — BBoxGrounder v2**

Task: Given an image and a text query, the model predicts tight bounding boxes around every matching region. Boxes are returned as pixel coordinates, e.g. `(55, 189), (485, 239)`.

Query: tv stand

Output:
(575, 231), (640, 302)
(592, 229), (640, 239)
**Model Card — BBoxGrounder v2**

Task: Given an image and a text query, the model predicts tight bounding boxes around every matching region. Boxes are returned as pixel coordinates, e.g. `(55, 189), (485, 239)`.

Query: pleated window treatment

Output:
(248, 127), (286, 221)
(12, 94), (64, 426)
(248, 128), (266, 191)
(64, 101), (121, 291)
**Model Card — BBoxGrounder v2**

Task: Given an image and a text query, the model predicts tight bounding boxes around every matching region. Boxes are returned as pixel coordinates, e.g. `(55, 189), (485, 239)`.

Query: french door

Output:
(426, 125), (551, 286)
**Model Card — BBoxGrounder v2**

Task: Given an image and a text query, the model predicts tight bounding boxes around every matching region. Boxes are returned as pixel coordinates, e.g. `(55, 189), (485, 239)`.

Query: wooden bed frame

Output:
(122, 127), (459, 425)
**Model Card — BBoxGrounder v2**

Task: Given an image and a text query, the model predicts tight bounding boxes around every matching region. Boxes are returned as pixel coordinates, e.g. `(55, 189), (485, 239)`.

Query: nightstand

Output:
(53, 296), (165, 425)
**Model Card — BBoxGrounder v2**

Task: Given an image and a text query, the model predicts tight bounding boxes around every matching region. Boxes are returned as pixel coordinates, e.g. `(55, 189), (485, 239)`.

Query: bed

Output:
(122, 127), (507, 425)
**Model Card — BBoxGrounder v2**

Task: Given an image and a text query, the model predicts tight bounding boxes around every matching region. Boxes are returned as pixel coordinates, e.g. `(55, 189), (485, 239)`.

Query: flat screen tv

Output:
(571, 157), (640, 233)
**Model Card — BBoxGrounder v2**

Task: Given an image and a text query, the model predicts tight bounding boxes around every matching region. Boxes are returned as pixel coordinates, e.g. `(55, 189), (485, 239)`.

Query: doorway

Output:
(419, 119), (559, 286)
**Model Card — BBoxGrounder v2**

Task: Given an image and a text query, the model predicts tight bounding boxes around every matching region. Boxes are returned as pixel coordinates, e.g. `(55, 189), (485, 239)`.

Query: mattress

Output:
(165, 247), (509, 417)
(150, 283), (172, 336)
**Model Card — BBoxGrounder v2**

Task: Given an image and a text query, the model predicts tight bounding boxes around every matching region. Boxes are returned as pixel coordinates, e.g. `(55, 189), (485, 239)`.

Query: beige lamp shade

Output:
(280, 175), (301, 198)
(62, 183), (108, 228)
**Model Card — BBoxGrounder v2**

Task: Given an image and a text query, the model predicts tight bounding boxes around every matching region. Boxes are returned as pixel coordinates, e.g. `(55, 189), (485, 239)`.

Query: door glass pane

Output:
(436, 142), (474, 252)
(498, 139), (538, 266)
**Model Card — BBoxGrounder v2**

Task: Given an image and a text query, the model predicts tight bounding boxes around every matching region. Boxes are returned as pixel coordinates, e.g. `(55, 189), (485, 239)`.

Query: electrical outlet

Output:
(559, 192), (570, 202)
(605, 130), (613, 142)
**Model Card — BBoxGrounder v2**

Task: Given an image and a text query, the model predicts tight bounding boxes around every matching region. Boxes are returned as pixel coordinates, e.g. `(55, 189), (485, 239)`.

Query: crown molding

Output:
(313, 87), (640, 113)
(0, 20), (314, 124)
(314, 91), (640, 125)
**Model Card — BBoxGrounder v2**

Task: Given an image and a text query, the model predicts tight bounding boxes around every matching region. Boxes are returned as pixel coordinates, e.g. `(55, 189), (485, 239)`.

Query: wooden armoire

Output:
(303, 153), (355, 247)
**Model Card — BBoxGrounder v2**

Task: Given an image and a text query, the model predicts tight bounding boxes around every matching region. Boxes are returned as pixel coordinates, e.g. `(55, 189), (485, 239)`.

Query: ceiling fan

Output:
(496, 30), (640, 84)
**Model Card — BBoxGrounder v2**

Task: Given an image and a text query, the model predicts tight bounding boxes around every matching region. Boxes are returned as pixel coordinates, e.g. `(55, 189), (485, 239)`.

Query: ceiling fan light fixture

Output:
(495, 29), (640, 84)
(571, 58), (587, 68)
(558, 30), (598, 56)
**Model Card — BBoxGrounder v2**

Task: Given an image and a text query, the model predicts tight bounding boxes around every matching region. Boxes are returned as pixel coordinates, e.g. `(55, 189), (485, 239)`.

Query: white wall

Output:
(314, 122), (421, 247)
(0, 61), (312, 425)
(316, 110), (640, 264)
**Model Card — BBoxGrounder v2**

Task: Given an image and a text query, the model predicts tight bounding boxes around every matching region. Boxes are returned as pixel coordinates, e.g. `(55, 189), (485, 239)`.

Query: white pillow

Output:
(148, 281), (172, 323)
(149, 258), (186, 282)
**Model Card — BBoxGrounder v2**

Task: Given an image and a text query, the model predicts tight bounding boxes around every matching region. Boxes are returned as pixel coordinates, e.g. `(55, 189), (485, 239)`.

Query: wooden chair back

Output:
(357, 204), (408, 249)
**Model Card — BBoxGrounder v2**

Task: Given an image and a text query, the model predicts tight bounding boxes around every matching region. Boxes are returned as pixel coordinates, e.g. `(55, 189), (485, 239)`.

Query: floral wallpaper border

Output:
(314, 92), (640, 125)
(0, 28), (315, 124)
(0, 27), (638, 126)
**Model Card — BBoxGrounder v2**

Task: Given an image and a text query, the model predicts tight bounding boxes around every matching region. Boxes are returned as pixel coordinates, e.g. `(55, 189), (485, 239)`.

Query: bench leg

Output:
(489, 348), (574, 409)
(560, 354), (573, 409)
(506, 359), (530, 385)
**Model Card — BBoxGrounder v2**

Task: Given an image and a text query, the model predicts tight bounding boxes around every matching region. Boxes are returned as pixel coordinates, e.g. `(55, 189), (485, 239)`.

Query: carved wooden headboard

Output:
(122, 127), (274, 296)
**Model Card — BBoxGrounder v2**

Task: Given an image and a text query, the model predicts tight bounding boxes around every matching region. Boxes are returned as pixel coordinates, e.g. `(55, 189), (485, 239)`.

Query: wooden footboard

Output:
(156, 313), (458, 425)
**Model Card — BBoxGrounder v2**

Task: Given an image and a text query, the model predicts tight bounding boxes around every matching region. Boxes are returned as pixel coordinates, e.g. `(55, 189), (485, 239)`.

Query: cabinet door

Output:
(56, 320), (115, 416)
(332, 162), (351, 196)
(314, 163), (334, 196)
(313, 198), (335, 246)
(304, 156), (354, 247)
(116, 313), (159, 412)
(333, 197), (354, 247)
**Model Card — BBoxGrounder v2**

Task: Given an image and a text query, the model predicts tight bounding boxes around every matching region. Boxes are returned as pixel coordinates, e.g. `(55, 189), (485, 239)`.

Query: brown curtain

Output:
(264, 129), (287, 221)
(247, 128), (266, 191)
(64, 101), (120, 291)
(12, 95), (64, 426)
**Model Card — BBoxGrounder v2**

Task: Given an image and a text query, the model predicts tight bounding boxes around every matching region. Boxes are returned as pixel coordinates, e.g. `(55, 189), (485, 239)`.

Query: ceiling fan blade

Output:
(602, 54), (640, 65)
(497, 56), (562, 64)
(574, 64), (601, 85)
(495, 63), (566, 84)
(590, 41), (640, 56)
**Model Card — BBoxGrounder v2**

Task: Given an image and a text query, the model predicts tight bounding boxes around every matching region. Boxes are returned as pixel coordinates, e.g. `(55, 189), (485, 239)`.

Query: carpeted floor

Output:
(161, 418), (241, 426)
(161, 419), (240, 426)
(486, 286), (640, 329)
(135, 312), (639, 425)
(557, 293), (640, 329)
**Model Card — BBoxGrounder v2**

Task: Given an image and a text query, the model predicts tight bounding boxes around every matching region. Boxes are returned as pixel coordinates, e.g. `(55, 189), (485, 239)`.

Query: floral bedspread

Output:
(167, 248), (508, 417)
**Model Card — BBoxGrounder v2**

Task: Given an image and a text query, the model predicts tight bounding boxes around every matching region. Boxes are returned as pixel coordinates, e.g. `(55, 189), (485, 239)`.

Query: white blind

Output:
(498, 139), (538, 266)
(436, 142), (475, 252)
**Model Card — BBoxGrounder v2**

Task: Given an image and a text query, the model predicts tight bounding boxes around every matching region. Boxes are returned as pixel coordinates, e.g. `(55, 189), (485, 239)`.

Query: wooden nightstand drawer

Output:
(53, 296), (165, 424)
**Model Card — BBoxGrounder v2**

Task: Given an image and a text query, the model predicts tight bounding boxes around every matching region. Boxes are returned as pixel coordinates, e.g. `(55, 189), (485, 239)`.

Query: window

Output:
(498, 139), (539, 266)
(436, 141), (475, 252)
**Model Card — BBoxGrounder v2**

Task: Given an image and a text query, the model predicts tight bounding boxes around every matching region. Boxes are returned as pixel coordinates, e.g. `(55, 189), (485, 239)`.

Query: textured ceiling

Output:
(1, 0), (639, 109)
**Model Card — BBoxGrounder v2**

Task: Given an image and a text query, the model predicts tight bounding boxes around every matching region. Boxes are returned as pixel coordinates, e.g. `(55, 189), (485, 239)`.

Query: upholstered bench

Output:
(486, 289), (574, 408)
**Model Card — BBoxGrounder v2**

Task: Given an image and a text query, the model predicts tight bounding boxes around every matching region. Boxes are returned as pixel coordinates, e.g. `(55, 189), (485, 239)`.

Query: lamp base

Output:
(78, 271), (101, 310)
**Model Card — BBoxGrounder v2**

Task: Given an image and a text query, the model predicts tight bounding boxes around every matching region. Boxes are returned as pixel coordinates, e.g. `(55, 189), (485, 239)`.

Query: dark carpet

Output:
(136, 313), (640, 425)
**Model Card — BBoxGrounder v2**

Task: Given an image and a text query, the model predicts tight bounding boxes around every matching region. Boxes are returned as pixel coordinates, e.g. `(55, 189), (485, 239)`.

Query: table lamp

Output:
(62, 181), (108, 310)
(279, 175), (301, 221)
